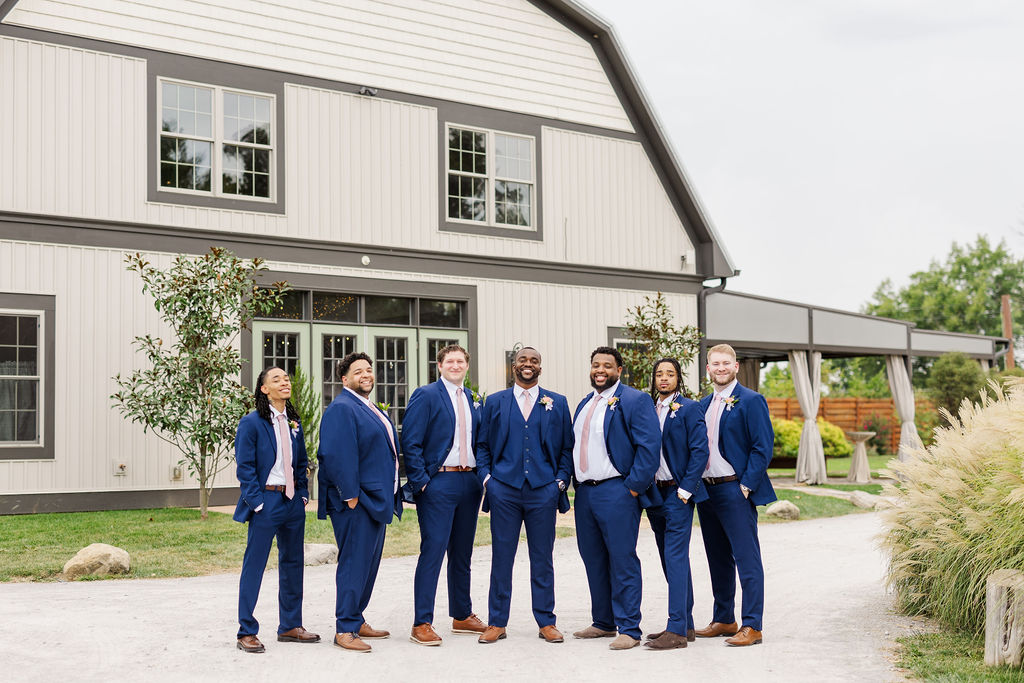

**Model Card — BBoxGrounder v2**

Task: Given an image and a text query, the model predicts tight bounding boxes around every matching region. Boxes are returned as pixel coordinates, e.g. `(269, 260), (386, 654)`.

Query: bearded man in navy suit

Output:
(570, 346), (660, 651)
(475, 346), (574, 645)
(402, 344), (486, 645)
(234, 366), (320, 653)
(317, 351), (403, 653)
(695, 343), (776, 647)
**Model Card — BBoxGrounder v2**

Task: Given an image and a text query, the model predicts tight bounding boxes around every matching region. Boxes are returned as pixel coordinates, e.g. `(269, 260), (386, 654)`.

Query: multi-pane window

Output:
(322, 334), (357, 410)
(262, 332), (299, 376)
(375, 336), (409, 425)
(160, 79), (273, 200)
(427, 338), (459, 383)
(0, 314), (40, 443)
(447, 125), (534, 228)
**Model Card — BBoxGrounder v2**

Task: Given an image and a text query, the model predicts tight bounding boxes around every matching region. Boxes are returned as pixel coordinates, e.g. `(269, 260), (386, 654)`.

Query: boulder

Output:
(304, 543), (338, 566)
(849, 490), (881, 509)
(63, 543), (131, 580)
(764, 500), (800, 520)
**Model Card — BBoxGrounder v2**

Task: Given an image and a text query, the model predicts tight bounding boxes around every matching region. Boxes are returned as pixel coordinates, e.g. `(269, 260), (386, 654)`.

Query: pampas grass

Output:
(880, 378), (1024, 635)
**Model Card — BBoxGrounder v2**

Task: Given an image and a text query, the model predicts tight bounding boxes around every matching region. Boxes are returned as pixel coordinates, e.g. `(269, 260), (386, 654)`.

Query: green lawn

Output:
(756, 488), (864, 523)
(0, 507), (571, 582)
(818, 482), (884, 495)
(768, 454), (895, 479)
(898, 631), (1024, 682)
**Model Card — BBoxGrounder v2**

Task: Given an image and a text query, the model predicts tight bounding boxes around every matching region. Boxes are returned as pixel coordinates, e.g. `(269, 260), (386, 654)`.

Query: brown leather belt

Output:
(265, 484), (287, 492)
(703, 475), (738, 486)
(576, 476), (623, 487)
(656, 479), (677, 488)
(439, 466), (475, 472)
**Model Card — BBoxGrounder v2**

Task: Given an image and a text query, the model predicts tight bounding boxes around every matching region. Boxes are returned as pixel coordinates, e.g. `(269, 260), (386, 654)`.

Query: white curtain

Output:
(886, 355), (923, 461)
(790, 350), (827, 484)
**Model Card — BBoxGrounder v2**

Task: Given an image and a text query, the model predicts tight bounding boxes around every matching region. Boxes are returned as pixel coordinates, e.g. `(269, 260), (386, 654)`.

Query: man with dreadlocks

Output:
(233, 366), (319, 653)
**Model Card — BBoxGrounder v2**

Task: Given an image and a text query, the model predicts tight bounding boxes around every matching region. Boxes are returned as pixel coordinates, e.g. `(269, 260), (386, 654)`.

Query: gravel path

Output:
(0, 512), (911, 682)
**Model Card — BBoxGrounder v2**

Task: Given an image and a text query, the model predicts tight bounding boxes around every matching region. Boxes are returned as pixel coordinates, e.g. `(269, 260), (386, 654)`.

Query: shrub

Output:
(818, 418), (853, 457)
(880, 378), (1024, 635)
(862, 412), (893, 455)
(770, 416), (851, 457)
(925, 352), (985, 423)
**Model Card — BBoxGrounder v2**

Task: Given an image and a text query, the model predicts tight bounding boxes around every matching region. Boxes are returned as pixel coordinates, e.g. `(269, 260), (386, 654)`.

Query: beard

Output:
(590, 374), (618, 391)
(347, 381), (374, 398)
(514, 366), (540, 385)
(711, 370), (737, 388)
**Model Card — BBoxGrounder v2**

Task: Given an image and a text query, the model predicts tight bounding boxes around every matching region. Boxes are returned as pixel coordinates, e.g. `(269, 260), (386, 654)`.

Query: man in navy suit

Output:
(695, 343), (776, 647)
(402, 344), (486, 645)
(642, 358), (710, 651)
(571, 346), (660, 650)
(317, 352), (403, 653)
(475, 346), (574, 645)
(234, 366), (320, 653)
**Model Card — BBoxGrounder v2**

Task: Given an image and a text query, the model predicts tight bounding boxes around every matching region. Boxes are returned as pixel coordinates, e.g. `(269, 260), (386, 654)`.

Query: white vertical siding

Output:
(6, 0), (633, 131)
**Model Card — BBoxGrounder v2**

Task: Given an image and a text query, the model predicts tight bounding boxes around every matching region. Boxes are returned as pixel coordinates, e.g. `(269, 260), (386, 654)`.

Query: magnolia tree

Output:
(619, 292), (703, 398)
(112, 247), (288, 519)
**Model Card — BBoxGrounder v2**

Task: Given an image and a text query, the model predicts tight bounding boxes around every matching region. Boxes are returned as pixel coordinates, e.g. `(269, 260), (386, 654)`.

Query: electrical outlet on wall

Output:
(112, 460), (128, 476)
(170, 465), (183, 481)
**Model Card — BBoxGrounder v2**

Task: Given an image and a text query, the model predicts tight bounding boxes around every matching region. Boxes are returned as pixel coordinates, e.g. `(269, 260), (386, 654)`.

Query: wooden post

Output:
(986, 569), (1024, 667)
(1002, 295), (1015, 370)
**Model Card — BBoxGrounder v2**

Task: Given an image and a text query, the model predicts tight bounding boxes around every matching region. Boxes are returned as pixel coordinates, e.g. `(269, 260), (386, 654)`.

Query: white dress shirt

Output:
(265, 404), (288, 486)
(704, 379), (738, 478)
(346, 387), (400, 493)
(440, 377), (476, 468)
(512, 383), (537, 413)
(572, 381), (622, 482)
(655, 393), (676, 482)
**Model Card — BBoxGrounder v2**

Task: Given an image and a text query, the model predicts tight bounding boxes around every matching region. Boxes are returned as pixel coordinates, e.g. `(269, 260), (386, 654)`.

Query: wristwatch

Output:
(557, 480), (567, 491)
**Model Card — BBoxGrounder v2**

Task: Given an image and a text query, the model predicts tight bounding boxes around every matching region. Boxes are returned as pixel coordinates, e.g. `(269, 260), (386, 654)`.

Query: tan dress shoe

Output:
(538, 625), (564, 643)
(452, 614), (487, 634)
(358, 623), (390, 640)
(236, 635), (265, 653)
(725, 626), (763, 647)
(334, 632), (371, 652)
(572, 625), (617, 639)
(647, 628), (696, 642)
(277, 627), (321, 643)
(478, 626), (507, 644)
(609, 634), (640, 650)
(694, 621), (739, 638)
(410, 623), (443, 646)
(643, 631), (688, 650)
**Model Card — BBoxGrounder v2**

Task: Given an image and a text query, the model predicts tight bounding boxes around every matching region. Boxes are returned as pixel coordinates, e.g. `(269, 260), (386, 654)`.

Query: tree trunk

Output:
(199, 445), (209, 521)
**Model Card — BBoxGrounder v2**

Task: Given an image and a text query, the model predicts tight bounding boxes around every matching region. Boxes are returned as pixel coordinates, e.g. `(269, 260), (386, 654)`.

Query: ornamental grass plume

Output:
(879, 377), (1024, 635)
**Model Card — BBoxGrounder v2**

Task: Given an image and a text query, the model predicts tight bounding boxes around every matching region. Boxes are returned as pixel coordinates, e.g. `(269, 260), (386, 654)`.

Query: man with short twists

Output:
(571, 346), (661, 650)
(695, 343), (775, 647)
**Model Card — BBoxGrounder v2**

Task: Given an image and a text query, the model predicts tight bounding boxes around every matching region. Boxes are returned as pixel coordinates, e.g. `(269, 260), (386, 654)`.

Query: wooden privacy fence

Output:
(766, 397), (935, 455)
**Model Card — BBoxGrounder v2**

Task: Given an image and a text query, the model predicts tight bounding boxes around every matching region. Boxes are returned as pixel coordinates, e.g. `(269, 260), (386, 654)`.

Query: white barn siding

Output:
(5, 0), (633, 131)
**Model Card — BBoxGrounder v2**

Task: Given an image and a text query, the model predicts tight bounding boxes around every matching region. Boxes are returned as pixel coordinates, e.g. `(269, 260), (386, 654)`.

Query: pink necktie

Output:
(578, 395), (601, 474)
(456, 388), (468, 467)
(520, 390), (533, 419)
(275, 413), (295, 499)
(657, 402), (664, 417)
(705, 395), (722, 472)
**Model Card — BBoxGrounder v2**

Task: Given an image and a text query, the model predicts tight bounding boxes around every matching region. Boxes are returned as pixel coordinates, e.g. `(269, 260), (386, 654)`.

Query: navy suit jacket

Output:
(317, 390), (403, 524)
(660, 396), (711, 504)
(401, 379), (482, 493)
(476, 386), (574, 513)
(233, 410), (309, 523)
(700, 382), (777, 506)
(573, 382), (661, 508)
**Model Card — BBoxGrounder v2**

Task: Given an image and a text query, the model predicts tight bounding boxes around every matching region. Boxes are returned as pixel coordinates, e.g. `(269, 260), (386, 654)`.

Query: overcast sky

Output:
(582, 0), (1024, 312)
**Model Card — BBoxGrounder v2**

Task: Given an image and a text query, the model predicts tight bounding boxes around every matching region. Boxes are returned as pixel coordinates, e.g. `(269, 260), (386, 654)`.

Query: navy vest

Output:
(495, 399), (552, 489)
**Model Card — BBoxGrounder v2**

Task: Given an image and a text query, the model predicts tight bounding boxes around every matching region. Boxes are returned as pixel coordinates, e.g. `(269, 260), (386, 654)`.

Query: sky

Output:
(581, 0), (1024, 312)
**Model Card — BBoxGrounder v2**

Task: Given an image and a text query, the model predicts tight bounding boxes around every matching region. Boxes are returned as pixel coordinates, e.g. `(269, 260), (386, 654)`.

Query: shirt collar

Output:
(344, 386), (373, 407)
(659, 393), (677, 406)
(513, 383), (536, 400)
(440, 376), (463, 396)
(714, 380), (738, 400)
(270, 403), (285, 420)
(594, 380), (620, 401)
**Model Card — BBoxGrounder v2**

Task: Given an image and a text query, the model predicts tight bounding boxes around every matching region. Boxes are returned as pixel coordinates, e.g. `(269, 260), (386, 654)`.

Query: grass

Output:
(898, 631), (1024, 682)
(818, 482), (884, 495)
(0, 507), (572, 582)
(756, 488), (864, 523)
(768, 453), (895, 478)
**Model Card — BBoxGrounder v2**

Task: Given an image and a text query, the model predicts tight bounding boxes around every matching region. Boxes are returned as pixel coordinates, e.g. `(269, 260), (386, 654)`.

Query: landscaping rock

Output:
(303, 543), (338, 566)
(63, 543), (131, 580)
(765, 500), (800, 520)
(849, 490), (882, 509)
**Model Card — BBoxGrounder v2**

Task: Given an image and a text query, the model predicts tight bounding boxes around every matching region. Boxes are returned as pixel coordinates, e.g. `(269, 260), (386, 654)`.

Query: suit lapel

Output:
(500, 389), (515, 451)
(659, 392), (679, 433)
(347, 391), (396, 455)
(602, 382), (624, 449)
(437, 380), (456, 433)
(537, 388), (548, 441)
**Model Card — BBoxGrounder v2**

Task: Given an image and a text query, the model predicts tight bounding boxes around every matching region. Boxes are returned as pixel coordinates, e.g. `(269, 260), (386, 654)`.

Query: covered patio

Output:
(701, 290), (1009, 484)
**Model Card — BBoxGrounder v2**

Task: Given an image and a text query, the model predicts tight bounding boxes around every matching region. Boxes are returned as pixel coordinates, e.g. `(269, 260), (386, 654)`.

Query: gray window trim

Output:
(0, 292), (55, 461)
(147, 53), (286, 214)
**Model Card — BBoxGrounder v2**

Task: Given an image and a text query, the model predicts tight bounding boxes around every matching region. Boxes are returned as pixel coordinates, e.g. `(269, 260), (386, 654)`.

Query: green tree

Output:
(111, 247), (288, 519)
(926, 352), (986, 422)
(290, 363), (321, 491)
(760, 363), (795, 398)
(827, 357), (891, 398)
(619, 292), (703, 398)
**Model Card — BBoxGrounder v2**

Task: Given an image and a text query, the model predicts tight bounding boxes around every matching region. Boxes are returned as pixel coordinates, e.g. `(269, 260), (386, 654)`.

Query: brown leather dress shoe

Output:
(277, 627), (321, 643)
(236, 635), (265, 653)
(334, 632), (371, 652)
(358, 623), (390, 640)
(478, 626), (507, 644)
(452, 614), (487, 634)
(410, 623), (443, 646)
(572, 625), (617, 639)
(695, 621), (739, 638)
(646, 628), (697, 642)
(643, 631), (688, 650)
(725, 626), (763, 647)
(538, 625), (564, 643)
(609, 634), (640, 650)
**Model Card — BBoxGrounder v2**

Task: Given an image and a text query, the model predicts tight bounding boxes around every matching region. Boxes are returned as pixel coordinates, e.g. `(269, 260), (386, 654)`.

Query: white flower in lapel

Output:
(289, 419), (300, 437)
(669, 401), (681, 419)
(539, 395), (554, 411)
(607, 396), (620, 411)
(471, 391), (482, 409)
(723, 396), (739, 412)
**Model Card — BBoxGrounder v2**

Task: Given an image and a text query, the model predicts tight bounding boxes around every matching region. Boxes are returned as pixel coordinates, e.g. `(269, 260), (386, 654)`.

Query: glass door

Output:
(418, 330), (469, 385)
(251, 321), (310, 379)
(311, 323), (361, 411)
(365, 327), (417, 428)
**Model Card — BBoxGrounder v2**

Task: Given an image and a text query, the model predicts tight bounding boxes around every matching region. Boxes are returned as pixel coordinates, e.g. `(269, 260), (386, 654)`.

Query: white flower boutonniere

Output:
(607, 397), (620, 411)
(668, 401), (681, 419)
(472, 391), (482, 409)
(723, 396), (739, 412)
(539, 395), (554, 411)
(377, 401), (391, 413)
(289, 419), (299, 436)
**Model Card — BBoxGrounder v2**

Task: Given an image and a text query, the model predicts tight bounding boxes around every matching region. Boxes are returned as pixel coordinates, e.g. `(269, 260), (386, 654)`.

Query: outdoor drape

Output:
(790, 350), (827, 484)
(885, 355), (923, 461)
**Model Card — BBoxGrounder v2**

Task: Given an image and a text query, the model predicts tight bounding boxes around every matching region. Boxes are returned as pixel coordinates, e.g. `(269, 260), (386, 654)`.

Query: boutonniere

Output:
(607, 396), (620, 411)
(723, 396), (739, 411)
(669, 401), (681, 418)
(472, 391), (482, 409)
(289, 420), (299, 436)
(377, 401), (391, 413)
(539, 395), (554, 411)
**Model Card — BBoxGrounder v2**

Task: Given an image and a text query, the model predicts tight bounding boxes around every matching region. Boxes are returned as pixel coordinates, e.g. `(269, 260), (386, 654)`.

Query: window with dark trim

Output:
(0, 294), (55, 461)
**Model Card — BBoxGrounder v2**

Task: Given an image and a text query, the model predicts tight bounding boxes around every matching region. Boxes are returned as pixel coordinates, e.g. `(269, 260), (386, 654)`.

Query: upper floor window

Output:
(446, 125), (535, 229)
(159, 79), (274, 201)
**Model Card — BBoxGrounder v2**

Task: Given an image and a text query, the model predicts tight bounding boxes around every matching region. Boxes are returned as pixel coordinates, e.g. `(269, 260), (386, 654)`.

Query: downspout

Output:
(697, 277), (728, 376)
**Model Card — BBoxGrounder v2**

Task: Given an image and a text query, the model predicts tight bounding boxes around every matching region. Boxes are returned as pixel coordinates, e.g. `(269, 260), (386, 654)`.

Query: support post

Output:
(986, 569), (1024, 667)
(1002, 295), (1015, 370)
